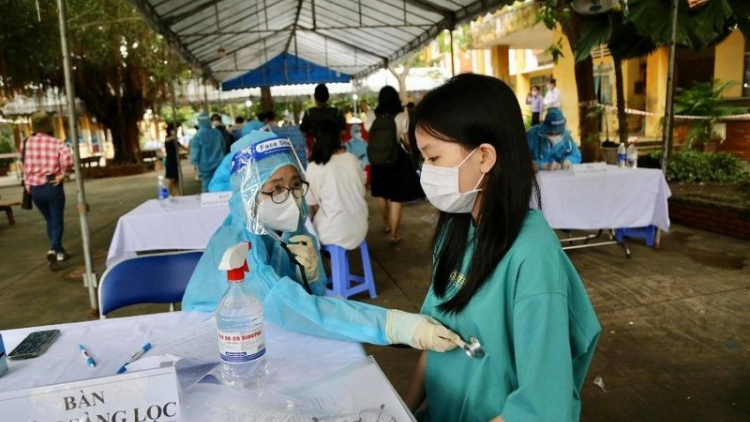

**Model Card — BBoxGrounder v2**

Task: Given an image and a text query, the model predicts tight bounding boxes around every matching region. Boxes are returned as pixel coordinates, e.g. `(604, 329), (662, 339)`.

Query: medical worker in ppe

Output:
(207, 132), (256, 193)
(183, 130), (460, 352)
(405, 74), (600, 422)
(189, 112), (226, 191)
(526, 108), (582, 171)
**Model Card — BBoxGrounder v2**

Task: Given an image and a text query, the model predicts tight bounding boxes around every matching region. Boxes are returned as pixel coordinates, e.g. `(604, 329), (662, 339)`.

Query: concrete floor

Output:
(0, 164), (748, 422)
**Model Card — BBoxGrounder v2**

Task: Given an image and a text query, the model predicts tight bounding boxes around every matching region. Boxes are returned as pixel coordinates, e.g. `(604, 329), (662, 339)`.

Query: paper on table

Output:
(284, 357), (416, 422)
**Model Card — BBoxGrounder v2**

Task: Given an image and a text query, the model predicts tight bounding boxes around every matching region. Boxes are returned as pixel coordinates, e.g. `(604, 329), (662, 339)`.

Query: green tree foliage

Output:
(0, 0), (187, 163)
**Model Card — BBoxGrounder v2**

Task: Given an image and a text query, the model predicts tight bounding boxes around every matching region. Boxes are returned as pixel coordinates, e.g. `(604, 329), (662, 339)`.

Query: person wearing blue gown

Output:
(189, 112), (225, 191)
(183, 130), (461, 352)
(526, 108), (582, 171)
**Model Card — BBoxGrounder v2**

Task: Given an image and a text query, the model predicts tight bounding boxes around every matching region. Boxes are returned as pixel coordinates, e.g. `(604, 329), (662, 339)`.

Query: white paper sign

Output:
(0, 366), (180, 422)
(571, 162), (608, 176)
(200, 191), (231, 207)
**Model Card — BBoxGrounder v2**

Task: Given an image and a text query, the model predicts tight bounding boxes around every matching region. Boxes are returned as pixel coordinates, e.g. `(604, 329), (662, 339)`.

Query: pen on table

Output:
(116, 342), (151, 374)
(78, 344), (96, 368)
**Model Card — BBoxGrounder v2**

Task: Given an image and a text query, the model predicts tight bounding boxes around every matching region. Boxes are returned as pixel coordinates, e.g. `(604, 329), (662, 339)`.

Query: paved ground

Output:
(0, 164), (748, 422)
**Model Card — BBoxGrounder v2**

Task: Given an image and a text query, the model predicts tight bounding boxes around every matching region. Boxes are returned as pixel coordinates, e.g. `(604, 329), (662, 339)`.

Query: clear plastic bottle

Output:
(617, 143), (627, 169)
(157, 175), (169, 207)
(626, 141), (638, 169)
(216, 242), (267, 388)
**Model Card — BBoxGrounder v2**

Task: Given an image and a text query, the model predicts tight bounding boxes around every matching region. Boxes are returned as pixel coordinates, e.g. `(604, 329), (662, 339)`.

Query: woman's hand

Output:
(287, 235), (319, 282)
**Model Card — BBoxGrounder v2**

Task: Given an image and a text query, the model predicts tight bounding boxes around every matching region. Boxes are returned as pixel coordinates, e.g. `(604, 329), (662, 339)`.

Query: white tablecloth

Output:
(0, 312), (365, 393)
(537, 166), (671, 232)
(106, 195), (229, 266)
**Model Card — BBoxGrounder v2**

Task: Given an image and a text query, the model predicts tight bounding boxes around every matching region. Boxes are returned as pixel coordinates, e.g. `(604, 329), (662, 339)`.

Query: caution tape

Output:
(577, 102), (750, 121)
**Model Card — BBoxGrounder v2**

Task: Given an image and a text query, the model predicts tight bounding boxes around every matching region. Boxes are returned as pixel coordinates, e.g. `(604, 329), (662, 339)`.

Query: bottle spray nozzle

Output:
(219, 242), (252, 282)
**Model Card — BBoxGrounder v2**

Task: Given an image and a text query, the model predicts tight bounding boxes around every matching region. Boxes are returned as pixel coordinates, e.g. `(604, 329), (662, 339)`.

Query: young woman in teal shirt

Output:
(405, 73), (601, 422)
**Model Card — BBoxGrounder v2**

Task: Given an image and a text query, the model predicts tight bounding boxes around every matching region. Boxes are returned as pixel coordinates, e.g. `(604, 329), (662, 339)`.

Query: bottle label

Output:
(218, 328), (265, 363)
(158, 187), (169, 200)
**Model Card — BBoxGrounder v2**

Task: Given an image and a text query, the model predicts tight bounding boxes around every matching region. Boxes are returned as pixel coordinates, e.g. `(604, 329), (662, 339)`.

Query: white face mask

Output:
(257, 195), (300, 232)
(547, 84), (554, 90)
(547, 134), (563, 145)
(211, 121), (220, 128)
(420, 148), (484, 214)
(531, 90), (539, 96)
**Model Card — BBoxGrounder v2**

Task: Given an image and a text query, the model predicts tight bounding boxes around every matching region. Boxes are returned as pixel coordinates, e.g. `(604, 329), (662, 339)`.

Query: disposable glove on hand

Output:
(562, 159), (572, 170)
(549, 161), (562, 171)
(385, 310), (460, 352)
(287, 235), (319, 282)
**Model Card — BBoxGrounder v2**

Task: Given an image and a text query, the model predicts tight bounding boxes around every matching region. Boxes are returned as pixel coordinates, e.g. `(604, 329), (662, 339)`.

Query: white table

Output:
(0, 312), (414, 421)
(106, 195), (229, 266)
(537, 166), (671, 255)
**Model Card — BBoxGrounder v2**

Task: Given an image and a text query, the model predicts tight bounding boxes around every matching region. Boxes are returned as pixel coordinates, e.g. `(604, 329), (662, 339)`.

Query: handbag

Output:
(20, 138), (32, 210)
(21, 187), (32, 210)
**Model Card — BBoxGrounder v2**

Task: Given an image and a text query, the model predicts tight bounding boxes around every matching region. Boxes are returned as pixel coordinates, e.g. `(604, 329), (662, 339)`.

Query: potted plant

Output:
(673, 80), (745, 152)
(0, 139), (15, 176)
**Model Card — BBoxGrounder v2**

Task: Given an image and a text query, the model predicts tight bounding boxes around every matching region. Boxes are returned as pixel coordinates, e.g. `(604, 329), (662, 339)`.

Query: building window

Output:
(744, 40), (750, 97)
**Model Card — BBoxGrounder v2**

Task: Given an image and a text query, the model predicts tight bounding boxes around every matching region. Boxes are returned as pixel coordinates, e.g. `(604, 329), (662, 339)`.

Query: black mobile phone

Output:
(8, 329), (61, 360)
(46, 174), (56, 183)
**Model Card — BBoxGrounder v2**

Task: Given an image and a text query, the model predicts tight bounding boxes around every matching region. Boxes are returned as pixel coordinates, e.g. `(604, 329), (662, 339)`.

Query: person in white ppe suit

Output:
(182, 130), (459, 352)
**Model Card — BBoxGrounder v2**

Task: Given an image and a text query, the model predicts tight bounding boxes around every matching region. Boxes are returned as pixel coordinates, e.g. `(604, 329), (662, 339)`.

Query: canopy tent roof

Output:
(221, 52), (350, 90)
(127, 0), (515, 84)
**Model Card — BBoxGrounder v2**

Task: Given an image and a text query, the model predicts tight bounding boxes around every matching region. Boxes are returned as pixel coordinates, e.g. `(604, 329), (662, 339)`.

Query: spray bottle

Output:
(215, 242), (268, 387)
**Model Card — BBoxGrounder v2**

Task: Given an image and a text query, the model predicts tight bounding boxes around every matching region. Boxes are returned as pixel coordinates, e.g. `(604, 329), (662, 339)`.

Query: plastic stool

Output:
(322, 240), (377, 299)
(615, 226), (658, 247)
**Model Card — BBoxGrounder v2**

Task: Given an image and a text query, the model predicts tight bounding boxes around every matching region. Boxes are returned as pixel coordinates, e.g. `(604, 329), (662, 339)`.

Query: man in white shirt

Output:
(543, 78), (561, 111)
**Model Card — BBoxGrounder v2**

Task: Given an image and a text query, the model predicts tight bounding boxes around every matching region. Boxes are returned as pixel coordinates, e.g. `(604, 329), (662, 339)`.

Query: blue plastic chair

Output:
(322, 240), (377, 299)
(615, 226), (658, 247)
(98, 250), (204, 319)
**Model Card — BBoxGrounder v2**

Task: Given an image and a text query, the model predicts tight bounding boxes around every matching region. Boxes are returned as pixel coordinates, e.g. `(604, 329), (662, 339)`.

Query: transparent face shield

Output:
(230, 136), (311, 236)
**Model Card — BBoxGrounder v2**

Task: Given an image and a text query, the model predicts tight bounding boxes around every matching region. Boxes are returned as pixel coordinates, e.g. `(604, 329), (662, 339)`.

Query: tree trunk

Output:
(389, 53), (418, 104)
(614, 55), (629, 144)
(563, 14), (599, 161)
(260, 86), (274, 113)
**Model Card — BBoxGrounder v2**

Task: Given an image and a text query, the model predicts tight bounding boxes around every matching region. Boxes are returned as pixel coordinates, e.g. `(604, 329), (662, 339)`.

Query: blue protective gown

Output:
(526, 125), (582, 169)
(189, 114), (225, 191)
(418, 211), (600, 422)
(183, 131), (390, 345)
(241, 120), (266, 136)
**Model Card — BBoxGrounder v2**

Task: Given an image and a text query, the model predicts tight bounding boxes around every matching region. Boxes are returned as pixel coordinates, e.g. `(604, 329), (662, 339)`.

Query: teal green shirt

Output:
(419, 211), (600, 422)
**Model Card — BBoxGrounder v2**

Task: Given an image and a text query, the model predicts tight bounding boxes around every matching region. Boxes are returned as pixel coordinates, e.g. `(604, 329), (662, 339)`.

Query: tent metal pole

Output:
(449, 29), (455, 77)
(56, 0), (98, 312)
(170, 80), (184, 195)
(661, 0), (679, 174)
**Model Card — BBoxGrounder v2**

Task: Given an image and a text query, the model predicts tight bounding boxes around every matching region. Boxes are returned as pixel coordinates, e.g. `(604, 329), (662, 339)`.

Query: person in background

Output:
(526, 85), (543, 126)
(406, 73), (600, 422)
(183, 130), (461, 353)
(211, 113), (235, 154)
(23, 112), (73, 271)
(406, 101), (416, 117)
(526, 108), (581, 171)
(241, 113), (266, 137)
(306, 119), (368, 250)
(345, 123), (369, 172)
(230, 116), (245, 141)
(359, 100), (376, 132)
(189, 112), (225, 191)
(543, 78), (561, 111)
(368, 86), (423, 245)
(300, 84), (346, 152)
(262, 111), (279, 130)
(164, 122), (187, 196)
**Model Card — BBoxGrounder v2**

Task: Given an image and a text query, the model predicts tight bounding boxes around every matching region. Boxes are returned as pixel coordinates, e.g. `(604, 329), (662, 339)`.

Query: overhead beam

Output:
(283, 0), (305, 55)
(402, 0), (454, 18)
(205, 26), (294, 66)
(164, 0), (226, 26)
(296, 28), (388, 62)
(181, 24), (433, 37)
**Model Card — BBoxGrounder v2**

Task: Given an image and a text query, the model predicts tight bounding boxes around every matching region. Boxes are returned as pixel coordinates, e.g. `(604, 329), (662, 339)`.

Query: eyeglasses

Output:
(260, 181), (309, 204)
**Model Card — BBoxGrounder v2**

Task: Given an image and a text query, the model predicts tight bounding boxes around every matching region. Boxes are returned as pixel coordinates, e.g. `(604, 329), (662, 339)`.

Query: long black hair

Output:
(309, 119), (342, 165)
(409, 73), (541, 314)
(374, 85), (403, 116)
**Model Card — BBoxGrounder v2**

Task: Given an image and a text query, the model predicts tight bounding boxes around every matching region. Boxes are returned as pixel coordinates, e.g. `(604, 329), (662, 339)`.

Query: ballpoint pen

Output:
(78, 344), (96, 368)
(116, 342), (151, 374)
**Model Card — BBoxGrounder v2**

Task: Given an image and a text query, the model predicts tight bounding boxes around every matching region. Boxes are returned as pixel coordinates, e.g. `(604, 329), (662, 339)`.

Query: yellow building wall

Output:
(645, 48), (669, 138)
(714, 30), (745, 98)
(551, 26), (580, 140)
(490, 45), (511, 85)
